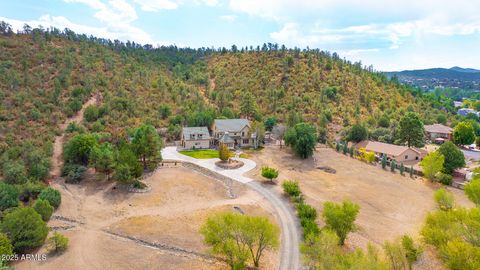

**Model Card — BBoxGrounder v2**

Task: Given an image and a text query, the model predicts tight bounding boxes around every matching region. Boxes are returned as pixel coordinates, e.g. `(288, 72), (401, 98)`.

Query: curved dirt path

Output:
(162, 147), (302, 270)
(50, 95), (98, 178)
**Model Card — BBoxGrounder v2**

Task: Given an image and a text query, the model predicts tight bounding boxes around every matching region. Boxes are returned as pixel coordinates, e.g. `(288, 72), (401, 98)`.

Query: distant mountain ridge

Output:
(384, 67), (480, 90)
(449, 66), (480, 73)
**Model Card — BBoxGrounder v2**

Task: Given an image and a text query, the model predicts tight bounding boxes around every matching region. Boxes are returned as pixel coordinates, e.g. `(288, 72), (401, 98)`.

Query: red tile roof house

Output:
(353, 140), (428, 163)
(424, 124), (453, 142)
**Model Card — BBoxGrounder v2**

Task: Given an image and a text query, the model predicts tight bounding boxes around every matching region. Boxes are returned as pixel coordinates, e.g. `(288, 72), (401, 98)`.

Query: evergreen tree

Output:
(132, 124), (163, 170)
(398, 112), (424, 147)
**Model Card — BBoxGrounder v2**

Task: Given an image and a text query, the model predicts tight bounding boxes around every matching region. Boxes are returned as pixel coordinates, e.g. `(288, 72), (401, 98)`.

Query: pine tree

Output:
(400, 163), (405, 176)
(391, 160), (396, 172)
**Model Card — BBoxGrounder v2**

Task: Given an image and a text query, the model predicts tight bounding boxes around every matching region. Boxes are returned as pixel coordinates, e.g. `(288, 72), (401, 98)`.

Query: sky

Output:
(1, 0), (480, 71)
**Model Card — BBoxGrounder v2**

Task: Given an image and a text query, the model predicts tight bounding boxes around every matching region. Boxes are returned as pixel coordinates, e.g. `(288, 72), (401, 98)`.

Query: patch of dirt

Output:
(16, 167), (279, 270)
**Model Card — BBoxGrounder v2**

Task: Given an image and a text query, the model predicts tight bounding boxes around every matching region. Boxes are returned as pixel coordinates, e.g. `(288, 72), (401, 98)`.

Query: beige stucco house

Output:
(424, 124), (453, 142)
(212, 119), (256, 149)
(180, 127), (211, 150)
(354, 140), (427, 162)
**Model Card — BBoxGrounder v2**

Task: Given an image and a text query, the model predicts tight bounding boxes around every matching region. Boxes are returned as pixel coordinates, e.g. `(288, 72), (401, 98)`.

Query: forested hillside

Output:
(206, 50), (451, 140)
(0, 22), (451, 181)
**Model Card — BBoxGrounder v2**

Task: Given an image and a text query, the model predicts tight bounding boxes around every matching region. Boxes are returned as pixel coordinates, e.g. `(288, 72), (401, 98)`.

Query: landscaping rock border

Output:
(215, 160), (244, 170)
(104, 230), (224, 264)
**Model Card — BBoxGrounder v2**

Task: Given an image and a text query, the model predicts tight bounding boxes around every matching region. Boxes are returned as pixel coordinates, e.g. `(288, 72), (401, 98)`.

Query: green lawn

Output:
(179, 149), (220, 159)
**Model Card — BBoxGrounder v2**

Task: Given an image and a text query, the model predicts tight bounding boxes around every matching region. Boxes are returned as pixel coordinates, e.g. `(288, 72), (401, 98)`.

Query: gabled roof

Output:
(354, 140), (424, 157)
(219, 133), (235, 144)
(214, 119), (250, 132)
(182, 127), (211, 140)
(424, 124), (453, 134)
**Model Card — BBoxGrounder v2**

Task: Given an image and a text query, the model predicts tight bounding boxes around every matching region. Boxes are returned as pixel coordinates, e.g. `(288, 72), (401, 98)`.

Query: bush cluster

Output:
(282, 180), (319, 238)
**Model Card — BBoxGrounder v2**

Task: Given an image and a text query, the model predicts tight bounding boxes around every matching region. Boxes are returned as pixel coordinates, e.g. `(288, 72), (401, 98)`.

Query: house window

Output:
(242, 132), (245, 136)
(416, 156), (419, 160)
(243, 139), (249, 144)
(405, 155), (408, 160)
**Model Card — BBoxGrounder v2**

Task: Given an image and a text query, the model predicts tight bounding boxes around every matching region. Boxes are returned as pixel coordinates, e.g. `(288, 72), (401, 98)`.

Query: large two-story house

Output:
(180, 127), (211, 150)
(212, 119), (257, 149)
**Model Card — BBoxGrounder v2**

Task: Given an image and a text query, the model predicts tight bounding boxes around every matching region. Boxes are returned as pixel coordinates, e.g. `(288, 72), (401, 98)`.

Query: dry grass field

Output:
(15, 166), (278, 270)
(247, 145), (472, 250)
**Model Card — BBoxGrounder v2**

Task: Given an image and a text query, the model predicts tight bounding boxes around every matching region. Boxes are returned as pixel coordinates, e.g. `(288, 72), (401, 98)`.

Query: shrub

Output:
(401, 235), (422, 268)
(15, 181), (46, 202)
(132, 180), (147, 189)
(1, 207), (48, 252)
(68, 99), (82, 112)
(300, 218), (320, 237)
(0, 233), (13, 265)
(381, 155), (387, 169)
(383, 239), (408, 270)
(83, 105), (99, 122)
(400, 163), (405, 175)
(365, 151), (375, 163)
(261, 166), (279, 182)
(33, 199), (54, 221)
(434, 188), (455, 211)
(62, 164), (87, 183)
(282, 180), (300, 198)
(435, 172), (453, 185)
(2, 161), (28, 185)
(47, 232), (69, 253)
(38, 187), (61, 208)
(0, 182), (18, 211)
(440, 240), (480, 270)
(218, 143), (230, 162)
(465, 179), (480, 206)
(65, 122), (85, 133)
(297, 203), (317, 221)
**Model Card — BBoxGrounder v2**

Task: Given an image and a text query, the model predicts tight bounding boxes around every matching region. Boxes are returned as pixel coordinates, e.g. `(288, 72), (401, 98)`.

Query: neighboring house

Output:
(424, 124), (453, 142)
(453, 101), (463, 108)
(212, 119), (257, 148)
(457, 108), (475, 116)
(180, 127), (211, 150)
(353, 140), (427, 163)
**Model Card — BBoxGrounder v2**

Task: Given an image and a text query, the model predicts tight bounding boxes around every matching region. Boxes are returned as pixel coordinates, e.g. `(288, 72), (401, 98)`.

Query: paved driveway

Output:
(162, 147), (257, 184)
(462, 149), (480, 161)
(161, 147), (301, 270)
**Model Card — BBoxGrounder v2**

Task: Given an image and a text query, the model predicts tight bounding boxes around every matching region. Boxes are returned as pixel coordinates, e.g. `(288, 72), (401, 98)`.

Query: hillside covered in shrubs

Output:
(0, 22), (453, 183)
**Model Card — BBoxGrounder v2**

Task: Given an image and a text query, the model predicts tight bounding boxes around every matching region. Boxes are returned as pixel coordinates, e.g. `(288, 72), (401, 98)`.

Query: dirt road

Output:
(50, 95), (97, 178)
(162, 147), (302, 270)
